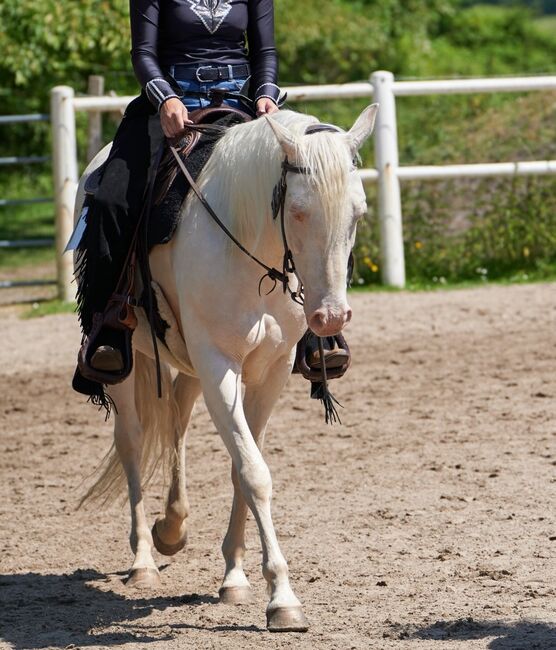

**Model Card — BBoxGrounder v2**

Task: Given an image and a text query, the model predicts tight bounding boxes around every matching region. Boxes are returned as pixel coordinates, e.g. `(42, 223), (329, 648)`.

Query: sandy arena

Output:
(0, 283), (555, 649)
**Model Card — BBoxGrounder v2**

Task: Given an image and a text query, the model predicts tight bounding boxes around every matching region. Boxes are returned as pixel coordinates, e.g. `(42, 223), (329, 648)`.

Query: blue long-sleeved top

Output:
(130, 0), (280, 110)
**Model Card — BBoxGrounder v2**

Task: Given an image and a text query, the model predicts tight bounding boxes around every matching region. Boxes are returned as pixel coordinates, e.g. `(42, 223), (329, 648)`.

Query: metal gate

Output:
(0, 113), (56, 290)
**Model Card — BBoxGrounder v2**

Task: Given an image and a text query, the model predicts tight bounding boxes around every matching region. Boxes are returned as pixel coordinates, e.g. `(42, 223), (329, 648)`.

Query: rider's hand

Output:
(160, 97), (192, 138)
(256, 98), (279, 118)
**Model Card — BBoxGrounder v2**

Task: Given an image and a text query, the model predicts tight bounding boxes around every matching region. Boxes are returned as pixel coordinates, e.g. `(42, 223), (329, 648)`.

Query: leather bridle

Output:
(169, 122), (343, 307)
(167, 121), (350, 424)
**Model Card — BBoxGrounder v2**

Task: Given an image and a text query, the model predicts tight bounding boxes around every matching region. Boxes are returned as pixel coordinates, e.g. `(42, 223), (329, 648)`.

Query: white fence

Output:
(51, 71), (556, 299)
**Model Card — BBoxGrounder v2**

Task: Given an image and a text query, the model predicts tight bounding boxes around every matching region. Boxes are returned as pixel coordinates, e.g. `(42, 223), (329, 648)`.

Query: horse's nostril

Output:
(345, 308), (353, 323)
(309, 310), (327, 332)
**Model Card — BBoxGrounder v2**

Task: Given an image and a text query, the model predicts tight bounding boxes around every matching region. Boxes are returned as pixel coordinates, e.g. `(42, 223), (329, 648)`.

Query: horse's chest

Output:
(241, 314), (302, 384)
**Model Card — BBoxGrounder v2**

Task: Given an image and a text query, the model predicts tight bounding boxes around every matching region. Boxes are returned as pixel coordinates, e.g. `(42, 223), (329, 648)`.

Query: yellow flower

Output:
(363, 256), (379, 272)
(415, 241), (423, 250)
(523, 246), (530, 258)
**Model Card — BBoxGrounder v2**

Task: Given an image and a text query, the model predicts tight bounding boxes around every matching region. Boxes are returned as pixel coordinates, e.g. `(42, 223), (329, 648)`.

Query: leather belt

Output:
(172, 63), (251, 83)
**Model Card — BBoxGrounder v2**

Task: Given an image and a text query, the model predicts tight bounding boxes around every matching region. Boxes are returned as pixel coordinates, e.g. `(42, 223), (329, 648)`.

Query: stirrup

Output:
(294, 330), (351, 382)
(77, 293), (136, 385)
(90, 345), (125, 373)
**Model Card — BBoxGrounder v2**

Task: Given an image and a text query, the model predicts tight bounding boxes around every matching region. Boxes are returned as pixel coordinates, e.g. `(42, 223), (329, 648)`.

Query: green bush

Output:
(2, 0), (556, 286)
(401, 176), (556, 283)
(425, 5), (556, 76)
(0, 1), (131, 114)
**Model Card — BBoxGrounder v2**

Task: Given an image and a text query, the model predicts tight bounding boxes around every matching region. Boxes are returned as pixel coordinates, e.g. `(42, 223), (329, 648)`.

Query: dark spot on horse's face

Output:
(290, 203), (308, 223)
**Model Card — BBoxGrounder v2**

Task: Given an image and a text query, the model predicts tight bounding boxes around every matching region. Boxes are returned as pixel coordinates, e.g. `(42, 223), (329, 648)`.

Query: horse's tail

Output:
(78, 351), (180, 508)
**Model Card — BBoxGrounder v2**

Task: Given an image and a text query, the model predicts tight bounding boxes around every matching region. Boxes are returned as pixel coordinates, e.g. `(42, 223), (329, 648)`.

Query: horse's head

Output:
(266, 105), (378, 337)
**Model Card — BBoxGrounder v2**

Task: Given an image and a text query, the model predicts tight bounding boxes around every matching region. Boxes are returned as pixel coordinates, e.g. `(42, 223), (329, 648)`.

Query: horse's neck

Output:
(199, 170), (285, 272)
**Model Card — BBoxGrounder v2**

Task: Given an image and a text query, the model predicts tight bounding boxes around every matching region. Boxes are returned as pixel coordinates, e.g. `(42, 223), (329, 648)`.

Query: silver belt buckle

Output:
(195, 65), (212, 82)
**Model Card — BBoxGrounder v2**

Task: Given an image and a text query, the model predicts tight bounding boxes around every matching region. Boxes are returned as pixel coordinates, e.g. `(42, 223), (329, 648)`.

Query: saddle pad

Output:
(148, 113), (249, 250)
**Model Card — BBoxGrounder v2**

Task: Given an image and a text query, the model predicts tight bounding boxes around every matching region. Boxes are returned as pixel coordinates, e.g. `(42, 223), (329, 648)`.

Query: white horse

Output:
(75, 105), (377, 632)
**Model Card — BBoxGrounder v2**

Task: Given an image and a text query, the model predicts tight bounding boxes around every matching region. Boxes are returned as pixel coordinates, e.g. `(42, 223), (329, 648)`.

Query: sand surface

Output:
(0, 283), (555, 649)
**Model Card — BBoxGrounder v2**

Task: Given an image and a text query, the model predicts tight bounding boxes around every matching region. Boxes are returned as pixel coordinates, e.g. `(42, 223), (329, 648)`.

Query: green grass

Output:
(534, 15), (556, 35)
(0, 246), (55, 270)
(0, 161), (56, 285)
(21, 299), (76, 319)
(351, 263), (556, 293)
(0, 165), (55, 271)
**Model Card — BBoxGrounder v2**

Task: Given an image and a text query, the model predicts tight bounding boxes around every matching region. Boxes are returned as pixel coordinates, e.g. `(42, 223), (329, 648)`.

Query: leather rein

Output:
(165, 121), (348, 424)
(169, 122), (342, 307)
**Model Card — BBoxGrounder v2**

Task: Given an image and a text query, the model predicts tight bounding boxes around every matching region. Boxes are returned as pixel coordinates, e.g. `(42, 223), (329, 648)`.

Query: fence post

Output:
(51, 85), (78, 301)
(87, 75), (105, 162)
(371, 71), (406, 288)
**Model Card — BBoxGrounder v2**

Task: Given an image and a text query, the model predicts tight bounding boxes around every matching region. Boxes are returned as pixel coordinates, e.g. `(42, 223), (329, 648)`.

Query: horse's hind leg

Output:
(108, 371), (160, 589)
(152, 373), (201, 556)
(219, 357), (293, 607)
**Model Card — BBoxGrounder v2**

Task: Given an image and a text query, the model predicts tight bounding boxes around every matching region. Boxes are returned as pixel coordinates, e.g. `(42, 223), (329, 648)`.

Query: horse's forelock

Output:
(198, 110), (353, 248)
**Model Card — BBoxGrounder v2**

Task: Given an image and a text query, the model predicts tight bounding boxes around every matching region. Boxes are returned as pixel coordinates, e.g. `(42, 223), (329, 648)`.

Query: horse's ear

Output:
(347, 103), (379, 155)
(265, 116), (298, 159)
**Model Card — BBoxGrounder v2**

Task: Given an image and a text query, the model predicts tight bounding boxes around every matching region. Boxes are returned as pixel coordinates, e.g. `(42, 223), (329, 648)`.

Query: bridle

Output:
(268, 156), (309, 305)
(169, 122), (343, 307)
(167, 121), (350, 424)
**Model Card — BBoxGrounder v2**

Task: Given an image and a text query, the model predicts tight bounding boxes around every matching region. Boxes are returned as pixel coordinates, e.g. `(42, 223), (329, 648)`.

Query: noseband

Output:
(170, 123), (343, 306)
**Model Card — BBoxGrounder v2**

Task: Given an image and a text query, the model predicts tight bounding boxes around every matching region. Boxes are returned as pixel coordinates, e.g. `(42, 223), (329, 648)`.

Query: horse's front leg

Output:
(152, 373), (202, 556)
(219, 356), (293, 607)
(191, 344), (308, 632)
(107, 371), (160, 588)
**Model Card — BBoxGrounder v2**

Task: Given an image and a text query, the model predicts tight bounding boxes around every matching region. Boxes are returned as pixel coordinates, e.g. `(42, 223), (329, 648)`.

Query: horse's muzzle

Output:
(307, 305), (352, 337)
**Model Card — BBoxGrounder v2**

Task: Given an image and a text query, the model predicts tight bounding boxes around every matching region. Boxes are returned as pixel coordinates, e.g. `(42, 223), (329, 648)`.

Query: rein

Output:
(169, 148), (307, 304)
(168, 121), (346, 424)
(169, 122), (340, 305)
(170, 147), (290, 289)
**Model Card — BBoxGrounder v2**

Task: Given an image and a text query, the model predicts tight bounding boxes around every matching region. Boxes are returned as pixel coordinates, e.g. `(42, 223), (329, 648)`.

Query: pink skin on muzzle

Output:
(307, 304), (352, 337)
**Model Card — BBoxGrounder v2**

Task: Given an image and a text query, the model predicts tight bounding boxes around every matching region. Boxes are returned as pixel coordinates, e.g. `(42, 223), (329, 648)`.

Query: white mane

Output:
(197, 110), (353, 248)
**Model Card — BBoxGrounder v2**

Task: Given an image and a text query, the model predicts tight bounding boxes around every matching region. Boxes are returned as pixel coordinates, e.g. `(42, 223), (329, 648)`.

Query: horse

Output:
(74, 104), (378, 632)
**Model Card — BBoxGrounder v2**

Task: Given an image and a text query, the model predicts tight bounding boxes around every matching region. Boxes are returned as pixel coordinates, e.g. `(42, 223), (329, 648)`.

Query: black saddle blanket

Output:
(148, 112), (247, 249)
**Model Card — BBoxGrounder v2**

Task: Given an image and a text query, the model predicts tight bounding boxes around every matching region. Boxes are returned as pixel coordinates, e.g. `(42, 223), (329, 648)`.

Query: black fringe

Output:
(74, 245), (90, 334)
(310, 336), (344, 425)
(87, 391), (118, 421)
(311, 381), (343, 425)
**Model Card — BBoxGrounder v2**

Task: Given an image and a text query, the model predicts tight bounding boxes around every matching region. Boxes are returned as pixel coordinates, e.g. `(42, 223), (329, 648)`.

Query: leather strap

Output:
(169, 145), (290, 292)
(173, 63), (250, 82)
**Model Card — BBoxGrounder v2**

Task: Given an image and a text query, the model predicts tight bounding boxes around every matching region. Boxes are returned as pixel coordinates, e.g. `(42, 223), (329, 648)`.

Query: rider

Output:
(75, 0), (281, 379)
(74, 0), (348, 405)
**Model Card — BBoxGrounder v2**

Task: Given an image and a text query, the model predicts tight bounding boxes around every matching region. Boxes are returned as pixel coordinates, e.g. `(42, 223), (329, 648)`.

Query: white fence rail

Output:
(51, 72), (556, 299)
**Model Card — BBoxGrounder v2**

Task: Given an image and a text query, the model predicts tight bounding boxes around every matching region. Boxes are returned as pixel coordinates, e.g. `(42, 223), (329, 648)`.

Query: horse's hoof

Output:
(219, 585), (253, 605)
(266, 606), (309, 632)
(126, 568), (161, 589)
(151, 520), (187, 557)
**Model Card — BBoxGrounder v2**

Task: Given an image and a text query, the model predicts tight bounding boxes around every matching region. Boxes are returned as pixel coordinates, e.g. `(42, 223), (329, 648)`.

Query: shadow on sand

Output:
(0, 570), (263, 649)
(388, 617), (556, 649)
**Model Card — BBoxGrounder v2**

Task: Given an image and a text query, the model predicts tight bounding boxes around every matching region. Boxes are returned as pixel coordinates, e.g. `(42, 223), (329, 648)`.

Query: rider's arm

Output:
(130, 0), (179, 111)
(247, 0), (281, 108)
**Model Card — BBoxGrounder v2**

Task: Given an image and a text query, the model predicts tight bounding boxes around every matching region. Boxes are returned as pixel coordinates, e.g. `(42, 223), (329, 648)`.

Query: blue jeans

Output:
(173, 76), (249, 112)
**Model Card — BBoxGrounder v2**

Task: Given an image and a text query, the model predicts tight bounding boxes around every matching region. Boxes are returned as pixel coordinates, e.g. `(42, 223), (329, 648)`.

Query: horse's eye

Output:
(291, 208), (307, 222)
